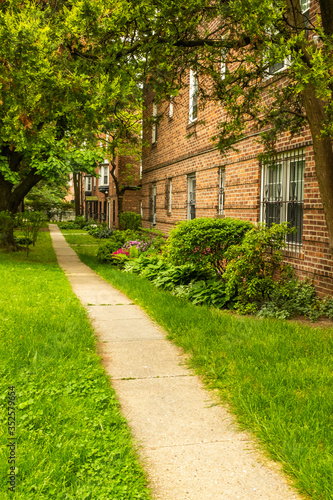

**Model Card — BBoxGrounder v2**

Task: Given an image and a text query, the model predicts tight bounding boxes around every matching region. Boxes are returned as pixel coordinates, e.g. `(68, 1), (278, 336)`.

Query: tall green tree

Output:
(0, 0), (143, 245)
(78, 0), (333, 249)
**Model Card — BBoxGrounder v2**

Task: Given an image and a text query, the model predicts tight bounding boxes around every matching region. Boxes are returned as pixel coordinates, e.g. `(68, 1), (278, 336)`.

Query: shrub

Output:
(123, 240), (150, 253)
(185, 279), (232, 309)
(139, 228), (166, 254)
(96, 230), (140, 262)
(91, 228), (114, 239)
(223, 223), (294, 314)
(119, 212), (142, 230)
(17, 211), (47, 256)
(151, 263), (212, 291)
(165, 217), (253, 273)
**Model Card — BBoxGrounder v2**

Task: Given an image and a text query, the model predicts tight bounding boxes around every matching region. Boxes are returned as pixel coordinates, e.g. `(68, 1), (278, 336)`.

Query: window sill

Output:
(186, 120), (197, 131)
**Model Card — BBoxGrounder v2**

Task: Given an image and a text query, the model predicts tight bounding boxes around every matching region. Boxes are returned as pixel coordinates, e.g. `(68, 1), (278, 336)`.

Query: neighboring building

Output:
(83, 154), (141, 228)
(141, 4), (333, 295)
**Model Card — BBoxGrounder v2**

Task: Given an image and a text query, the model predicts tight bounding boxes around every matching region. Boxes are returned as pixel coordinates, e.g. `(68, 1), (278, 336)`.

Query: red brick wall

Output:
(142, 75), (333, 295)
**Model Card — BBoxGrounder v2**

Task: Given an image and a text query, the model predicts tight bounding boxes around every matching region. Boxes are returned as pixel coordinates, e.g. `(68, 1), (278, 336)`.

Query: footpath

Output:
(49, 224), (301, 500)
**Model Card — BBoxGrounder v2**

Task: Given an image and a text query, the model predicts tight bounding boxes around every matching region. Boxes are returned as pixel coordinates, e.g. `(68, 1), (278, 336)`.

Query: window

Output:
(189, 70), (198, 123)
(218, 168), (225, 215)
(149, 183), (157, 225)
(152, 103), (158, 144)
(260, 149), (305, 249)
(112, 199), (116, 224)
(301, 0), (310, 36)
(165, 178), (172, 214)
(221, 48), (228, 80)
(140, 200), (143, 218)
(187, 174), (196, 220)
(139, 159), (142, 179)
(85, 176), (92, 192)
(99, 165), (109, 186)
(169, 96), (174, 118)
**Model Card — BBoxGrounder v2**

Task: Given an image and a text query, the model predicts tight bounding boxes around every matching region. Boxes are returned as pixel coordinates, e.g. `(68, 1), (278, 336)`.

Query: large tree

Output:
(0, 0), (142, 245)
(78, 0), (333, 249)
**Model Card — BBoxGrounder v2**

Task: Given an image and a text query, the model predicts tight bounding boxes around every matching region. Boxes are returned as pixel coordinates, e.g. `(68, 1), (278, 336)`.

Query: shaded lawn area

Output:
(0, 232), (151, 500)
(76, 248), (333, 500)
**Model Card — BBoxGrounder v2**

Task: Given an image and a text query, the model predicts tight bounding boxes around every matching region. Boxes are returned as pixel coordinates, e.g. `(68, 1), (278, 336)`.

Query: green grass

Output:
(0, 232), (151, 500)
(60, 230), (99, 246)
(75, 249), (333, 500)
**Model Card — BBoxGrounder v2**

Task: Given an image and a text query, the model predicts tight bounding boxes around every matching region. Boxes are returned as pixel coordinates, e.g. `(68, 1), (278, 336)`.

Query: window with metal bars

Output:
(187, 174), (196, 220)
(218, 168), (225, 215)
(260, 149), (305, 250)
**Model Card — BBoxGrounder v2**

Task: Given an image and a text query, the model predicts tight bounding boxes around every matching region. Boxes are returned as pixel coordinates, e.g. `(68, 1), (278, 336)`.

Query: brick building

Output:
(141, 4), (333, 295)
(83, 154), (141, 228)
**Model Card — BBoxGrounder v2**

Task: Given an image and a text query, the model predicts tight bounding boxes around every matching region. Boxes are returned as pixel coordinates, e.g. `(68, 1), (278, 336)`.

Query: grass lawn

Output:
(60, 229), (99, 246)
(0, 231), (151, 500)
(74, 246), (333, 500)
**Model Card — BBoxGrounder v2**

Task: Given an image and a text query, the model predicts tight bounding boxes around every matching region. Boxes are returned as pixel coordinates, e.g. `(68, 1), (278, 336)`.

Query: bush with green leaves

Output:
(57, 220), (80, 229)
(17, 211), (47, 256)
(223, 223), (294, 314)
(179, 279), (232, 309)
(258, 279), (333, 321)
(91, 227), (114, 239)
(139, 227), (166, 254)
(96, 230), (140, 262)
(165, 217), (253, 273)
(119, 211), (142, 230)
(151, 263), (213, 291)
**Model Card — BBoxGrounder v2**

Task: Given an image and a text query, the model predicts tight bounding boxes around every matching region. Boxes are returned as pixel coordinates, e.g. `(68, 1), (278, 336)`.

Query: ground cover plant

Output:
(0, 232), (151, 500)
(74, 243), (333, 500)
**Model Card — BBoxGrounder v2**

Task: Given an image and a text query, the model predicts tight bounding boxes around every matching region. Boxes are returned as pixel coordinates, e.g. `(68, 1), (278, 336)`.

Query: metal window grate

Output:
(261, 149), (305, 253)
(218, 168), (225, 215)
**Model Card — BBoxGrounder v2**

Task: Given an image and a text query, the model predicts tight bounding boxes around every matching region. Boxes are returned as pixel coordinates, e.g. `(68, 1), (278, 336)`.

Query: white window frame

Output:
(169, 96), (174, 118)
(99, 165), (109, 187)
(189, 70), (198, 123)
(260, 149), (305, 248)
(85, 176), (92, 192)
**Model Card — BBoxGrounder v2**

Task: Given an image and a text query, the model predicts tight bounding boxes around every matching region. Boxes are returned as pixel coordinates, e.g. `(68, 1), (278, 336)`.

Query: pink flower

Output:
(112, 248), (130, 256)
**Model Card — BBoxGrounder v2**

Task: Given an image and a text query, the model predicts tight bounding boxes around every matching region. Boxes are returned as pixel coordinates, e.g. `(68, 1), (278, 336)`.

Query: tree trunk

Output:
(301, 84), (333, 252)
(73, 173), (81, 217)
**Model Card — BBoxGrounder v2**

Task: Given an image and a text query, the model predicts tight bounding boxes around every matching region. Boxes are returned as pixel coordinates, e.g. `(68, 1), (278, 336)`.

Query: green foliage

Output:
(258, 280), (333, 321)
(223, 223), (294, 313)
(96, 230), (139, 262)
(165, 218), (253, 273)
(175, 279), (231, 309)
(89, 227), (114, 239)
(151, 263), (211, 290)
(17, 211), (47, 256)
(119, 212), (142, 230)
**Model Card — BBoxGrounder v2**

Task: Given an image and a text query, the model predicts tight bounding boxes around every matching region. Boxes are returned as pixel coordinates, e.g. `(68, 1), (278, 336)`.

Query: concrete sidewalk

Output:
(49, 224), (301, 500)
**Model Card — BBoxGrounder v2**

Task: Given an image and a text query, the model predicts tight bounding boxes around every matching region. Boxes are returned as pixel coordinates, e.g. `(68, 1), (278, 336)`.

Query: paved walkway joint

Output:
(49, 224), (301, 500)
